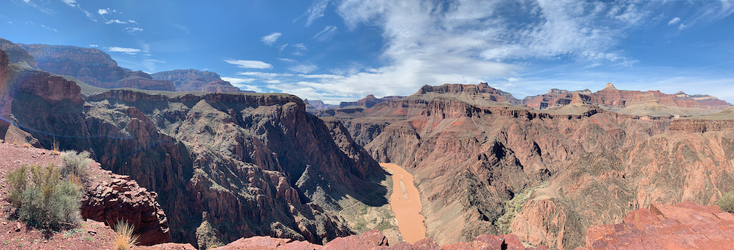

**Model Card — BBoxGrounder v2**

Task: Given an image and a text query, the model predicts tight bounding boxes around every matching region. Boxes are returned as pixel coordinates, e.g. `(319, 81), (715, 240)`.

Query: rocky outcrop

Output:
(415, 82), (520, 105)
(220, 229), (548, 250)
(0, 38), (37, 68)
(339, 95), (405, 108)
(150, 69), (242, 92)
(522, 83), (731, 112)
(18, 43), (174, 91)
(669, 119), (734, 133)
(81, 173), (170, 245)
(305, 100), (337, 110)
(577, 201), (734, 250)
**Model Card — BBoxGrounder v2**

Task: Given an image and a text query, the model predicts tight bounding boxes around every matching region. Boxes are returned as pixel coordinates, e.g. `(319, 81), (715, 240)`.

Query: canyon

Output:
(2, 38), (734, 250)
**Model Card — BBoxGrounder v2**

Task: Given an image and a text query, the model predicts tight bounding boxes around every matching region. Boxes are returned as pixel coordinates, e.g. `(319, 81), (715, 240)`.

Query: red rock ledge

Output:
(576, 201), (734, 250)
(216, 229), (548, 250)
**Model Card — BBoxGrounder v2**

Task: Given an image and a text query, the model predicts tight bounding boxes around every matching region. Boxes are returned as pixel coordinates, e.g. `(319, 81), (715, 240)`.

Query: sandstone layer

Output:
(576, 201), (734, 250)
(0, 38), (38, 68)
(521, 83), (730, 115)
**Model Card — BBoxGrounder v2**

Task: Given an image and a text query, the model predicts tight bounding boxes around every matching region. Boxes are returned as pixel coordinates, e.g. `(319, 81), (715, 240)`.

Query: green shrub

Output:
(719, 191), (734, 213)
(7, 164), (83, 229)
(61, 150), (92, 183)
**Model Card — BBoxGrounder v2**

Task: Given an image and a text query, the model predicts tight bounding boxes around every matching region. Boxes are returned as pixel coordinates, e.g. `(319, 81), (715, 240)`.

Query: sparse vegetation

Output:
(113, 220), (139, 250)
(22, 142), (31, 148)
(60, 150), (92, 184)
(718, 191), (734, 213)
(51, 139), (61, 155)
(495, 181), (548, 234)
(6, 164), (83, 229)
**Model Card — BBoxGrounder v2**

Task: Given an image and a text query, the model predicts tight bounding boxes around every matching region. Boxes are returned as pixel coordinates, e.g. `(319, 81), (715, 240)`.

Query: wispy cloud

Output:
(61, 0), (76, 7)
(107, 47), (141, 55)
(40, 24), (57, 32)
(261, 32), (282, 46)
(89, 44), (98, 47)
(678, 23), (687, 30)
(124, 27), (143, 35)
(668, 17), (680, 25)
(106, 19), (127, 24)
(221, 77), (262, 92)
(293, 43), (308, 56)
(237, 72), (292, 78)
(225, 59), (273, 69)
(143, 59), (165, 72)
(98, 9), (108, 15)
(305, 0), (329, 26)
(278, 58), (297, 63)
(313, 26), (337, 41)
(288, 64), (318, 74)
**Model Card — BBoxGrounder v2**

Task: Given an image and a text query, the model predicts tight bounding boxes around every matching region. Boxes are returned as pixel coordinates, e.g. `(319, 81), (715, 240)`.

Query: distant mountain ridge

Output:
(151, 69), (246, 93)
(18, 43), (175, 91)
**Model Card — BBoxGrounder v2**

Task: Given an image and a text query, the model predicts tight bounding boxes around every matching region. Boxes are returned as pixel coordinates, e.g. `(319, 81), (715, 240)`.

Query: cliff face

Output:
(522, 83), (731, 113)
(150, 69), (242, 93)
(339, 95), (405, 109)
(2, 59), (385, 247)
(326, 82), (734, 249)
(18, 43), (174, 91)
(0, 38), (38, 68)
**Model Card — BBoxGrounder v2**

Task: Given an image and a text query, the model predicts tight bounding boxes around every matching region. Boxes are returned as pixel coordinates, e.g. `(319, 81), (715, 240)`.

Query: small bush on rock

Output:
(61, 150), (92, 184)
(7, 164), (83, 229)
(719, 191), (734, 213)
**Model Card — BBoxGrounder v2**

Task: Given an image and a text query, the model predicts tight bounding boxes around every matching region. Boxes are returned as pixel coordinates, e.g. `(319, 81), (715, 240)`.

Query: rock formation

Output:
(576, 201), (734, 250)
(305, 100), (337, 110)
(219, 229), (548, 250)
(82, 173), (170, 245)
(521, 83), (731, 113)
(150, 69), (244, 93)
(17, 43), (174, 91)
(2, 54), (387, 248)
(0, 38), (37, 68)
(339, 95), (405, 109)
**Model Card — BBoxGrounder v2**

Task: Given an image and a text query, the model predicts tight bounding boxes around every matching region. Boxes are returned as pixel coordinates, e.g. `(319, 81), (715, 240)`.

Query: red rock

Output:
(579, 202), (734, 249)
(0, 38), (37, 68)
(339, 94), (406, 108)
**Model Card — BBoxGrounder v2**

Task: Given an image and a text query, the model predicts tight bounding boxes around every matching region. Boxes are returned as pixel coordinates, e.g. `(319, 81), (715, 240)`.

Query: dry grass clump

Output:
(6, 164), (83, 229)
(22, 142), (31, 148)
(113, 220), (139, 250)
(719, 191), (734, 213)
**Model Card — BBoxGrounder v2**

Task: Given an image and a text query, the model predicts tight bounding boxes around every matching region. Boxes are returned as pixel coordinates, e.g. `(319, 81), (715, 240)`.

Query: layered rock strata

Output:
(82, 173), (170, 245)
(151, 69), (243, 93)
(576, 201), (734, 250)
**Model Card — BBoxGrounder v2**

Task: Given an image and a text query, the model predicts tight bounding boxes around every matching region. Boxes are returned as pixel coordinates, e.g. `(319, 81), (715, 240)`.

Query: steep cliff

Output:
(339, 95), (405, 109)
(18, 43), (174, 91)
(1, 57), (388, 248)
(151, 69), (243, 93)
(521, 83), (731, 115)
(0, 38), (38, 68)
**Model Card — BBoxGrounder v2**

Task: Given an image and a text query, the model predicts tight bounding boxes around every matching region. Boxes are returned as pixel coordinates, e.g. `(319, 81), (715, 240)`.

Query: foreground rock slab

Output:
(216, 229), (548, 250)
(576, 201), (734, 250)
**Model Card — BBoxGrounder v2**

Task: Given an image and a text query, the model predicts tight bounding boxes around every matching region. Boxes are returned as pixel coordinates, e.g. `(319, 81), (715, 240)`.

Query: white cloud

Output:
(278, 58), (297, 63)
(143, 59), (165, 72)
(107, 47), (141, 55)
(98, 9), (108, 15)
(128, 20), (136, 24)
(299, 74), (344, 79)
(313, 26), (338, 41)
(221, 77), (261, 92)
(279, 44), (289, 53)
(106, 19), (127, 24)
(293, 43), (308, 56)
(225, 59), (273, 69)
(668, 17), (680, 25)
(61, 0), (76, 7)
(289, 64), (318, 74)
(124, 27), (143, 34)
(305, 0), (329, 26)
(78, 6), (97, 22)
(261, 32), (282, 46)
(89, 44), (98, 47)
(678, 23), (687, 30)
(237, 72), (292, 78)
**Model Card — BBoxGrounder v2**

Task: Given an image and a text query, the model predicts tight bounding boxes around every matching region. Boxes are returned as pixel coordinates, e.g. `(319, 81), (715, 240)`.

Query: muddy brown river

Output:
(380, 163), (426, 244)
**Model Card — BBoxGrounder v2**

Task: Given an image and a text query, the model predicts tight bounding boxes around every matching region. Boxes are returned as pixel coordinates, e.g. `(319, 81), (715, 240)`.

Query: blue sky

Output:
(1, 0), (733, 104)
